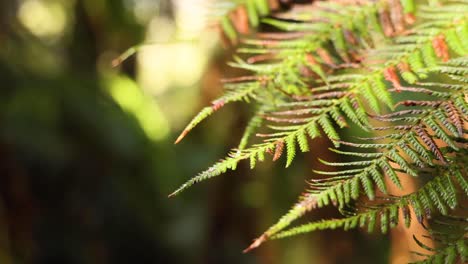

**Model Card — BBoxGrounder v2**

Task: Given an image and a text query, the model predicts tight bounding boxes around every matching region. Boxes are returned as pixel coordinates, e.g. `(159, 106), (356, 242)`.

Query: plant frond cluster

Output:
(172, 0), (468, 261)
(410, 215), (467, 263)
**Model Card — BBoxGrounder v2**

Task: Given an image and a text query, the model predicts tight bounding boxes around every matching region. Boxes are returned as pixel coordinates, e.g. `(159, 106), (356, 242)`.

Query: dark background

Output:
(0, 0), (389, 263)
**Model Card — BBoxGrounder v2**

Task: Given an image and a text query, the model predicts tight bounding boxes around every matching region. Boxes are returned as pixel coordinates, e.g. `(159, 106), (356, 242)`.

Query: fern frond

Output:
(172, 0), (468, 257)
(175, 81), (261, 144)
(410, 215), (468, 263)
(269, 169), (465, 241)
(412, 236), (467, 264)
(245, 81), (466, 245)
(214, 0), (279, 43)
(238, 106), (268, 150)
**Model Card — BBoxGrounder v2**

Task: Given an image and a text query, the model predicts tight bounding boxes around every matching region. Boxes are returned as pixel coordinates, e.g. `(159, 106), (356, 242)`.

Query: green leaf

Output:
(360, 173), (375, 200)
(370, 77), (394, 110)
(426, 183), (448, 215)
(285, 135), (297, 168)
(380, 210), (389, 234)
(340, 97), (370, 131)
(369, 167), (387, 194)
(400, 0), (415, 14)
(246, 0), (260, 27)
(378, 160), (403, 189)
(318, 115), (340, 147)
(367, 211), (377, 233)
(221, 16), (237, 43)
(359, 81), (381, 114)
(452, 169), (468, 196)
(297, 130), (310, 152)
(254, 0), (269, 16)
(388, 150), (417, 177)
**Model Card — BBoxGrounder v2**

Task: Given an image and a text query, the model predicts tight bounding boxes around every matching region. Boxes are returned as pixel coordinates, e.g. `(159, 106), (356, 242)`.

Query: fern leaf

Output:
(174, 0), (468, 255)
(361, 173), (376, 201)
(444, 28), (468, 56)
(421, 42), (438, 68)
(238, 108), (266, 150)
(285, 135), (296, 168)
(359, 81), (382, 114)
(452, 169), (468, 196)
(175, 82), (260, 144)
(437, 175), (457, 209)
(426, 182), (448, 215)
(340, 97), (370, 131)
(378, 159), (403, 189)
(402, 204), (411, 228)
(221, 16), (238, 43)
(407, 49), (429, 78)
(388, 150), (418, 176)
(414, 126), (447, 164)
(168, 154), (244, 197)
(443, 102), (464, 137)
(380, 209), (389, 234)
(273, 139), (285, 161)
(370, 76), (394, 110)
(269, 169), (463, 241)
(389, 205), (399, 228)
(408, 195), (424, 223)
(424, 117), (459, 150)
(411, 216), (467, 264)
(296, 129), (309, 152)
(318, 115), (340, 147)
(246, 0), (259, 27)
(417, 189), (434, 219)
(369, 167), (388, 194)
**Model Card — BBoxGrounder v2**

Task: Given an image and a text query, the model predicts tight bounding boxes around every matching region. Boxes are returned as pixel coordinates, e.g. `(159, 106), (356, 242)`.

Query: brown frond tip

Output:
(389, 0), (405, 33)
(212, 99), (225, 111)
(404, 13), (415, 25)
(111, 58), (123, 68)
(229, 6), (249, 35)
(317, 48), (335, 67)
(305, 53), (319, 65)
(174, 100), (226, 144)
(298, 192), (318, 211)
(174, 131), (189, 145)
(343, 29), (358, 45)
(243, 234), (269, 253)
(273, 140), (285, 161)
(379, 8), (395, 37)
(432, 34), (450, 62)
(383, 66), (401, 90)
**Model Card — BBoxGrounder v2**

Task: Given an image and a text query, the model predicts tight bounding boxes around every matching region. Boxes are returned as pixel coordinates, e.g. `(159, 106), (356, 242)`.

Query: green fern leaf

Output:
(378, 160), (403, 189)
(318, 115), (340, 147)
(426, 183), (448, 215)
(370, 76), (394, 110)
(360, 173), (375, 201)
(285, 135), (296, 168)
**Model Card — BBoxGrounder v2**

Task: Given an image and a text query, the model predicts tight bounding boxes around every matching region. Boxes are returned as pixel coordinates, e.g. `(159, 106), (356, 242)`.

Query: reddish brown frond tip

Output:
(384, 66), (401, 91)
(273, 140), (285, 161)
(111, 58), (122, 68)
(432, 34), (450, 62)
(174, 131), (189, 144)
(243, 234), (268, 253)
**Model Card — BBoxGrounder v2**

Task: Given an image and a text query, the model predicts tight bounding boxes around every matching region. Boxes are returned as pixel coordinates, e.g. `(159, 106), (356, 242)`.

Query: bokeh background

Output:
(0, 0), (391, 263)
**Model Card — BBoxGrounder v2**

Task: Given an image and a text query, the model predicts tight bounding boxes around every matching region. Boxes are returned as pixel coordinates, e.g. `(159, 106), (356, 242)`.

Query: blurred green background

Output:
(0, 0), (389, 263)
